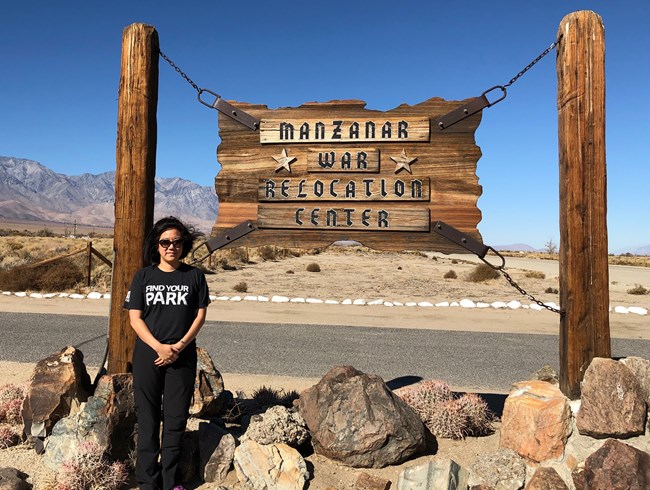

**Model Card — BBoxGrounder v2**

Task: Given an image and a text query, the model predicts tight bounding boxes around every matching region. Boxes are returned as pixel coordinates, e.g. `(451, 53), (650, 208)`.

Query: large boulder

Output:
(233, 440), (309, 490)
(576, 358), (647, 438)
(43, 374), (136, 469)
(21, 346), (91, 443)
(199, 422), (236, 483)
(298, 366), (426, 468)
(572, 438), (650, 489)
(500, 380), (571, 462)
(190, 347), (227, 418)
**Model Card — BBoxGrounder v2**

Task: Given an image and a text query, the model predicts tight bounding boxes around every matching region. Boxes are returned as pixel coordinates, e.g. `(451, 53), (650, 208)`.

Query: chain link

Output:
(503, 36), (562, 88)
(159, 50), (201, 94)
(496, 267), (564, 316)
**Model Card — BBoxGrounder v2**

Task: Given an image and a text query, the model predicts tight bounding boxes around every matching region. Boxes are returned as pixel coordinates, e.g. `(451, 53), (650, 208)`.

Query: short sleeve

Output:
(124, 269), (145, 310)
(197, 270), (210, 308)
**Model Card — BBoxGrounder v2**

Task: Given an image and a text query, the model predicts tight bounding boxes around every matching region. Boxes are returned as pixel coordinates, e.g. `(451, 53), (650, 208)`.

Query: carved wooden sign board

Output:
(212, 98), (483, 252)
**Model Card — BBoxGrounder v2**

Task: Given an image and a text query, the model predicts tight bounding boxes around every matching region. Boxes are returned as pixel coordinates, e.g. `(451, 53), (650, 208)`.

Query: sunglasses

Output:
(158, 238), (184, 249)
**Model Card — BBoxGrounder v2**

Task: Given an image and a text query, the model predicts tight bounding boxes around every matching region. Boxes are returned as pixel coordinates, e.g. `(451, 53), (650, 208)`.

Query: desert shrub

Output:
(286, 270), (295, 274)
(466, 263), (500, 283)
(56, 440), (128, 490)
(250, 385), (299, 411)
(258, 245), (300, 261)
(5, 240), (24, 251)
(451, 259), (458, 264)
(444, 270), (457, 279)
(545, 287), (559, 294)
(233, 281), (248, 293)
(0, 384), (27, 424)
(627, 284), (649, 295)
(0, 425), (20, 449)
(524, 270), (546, 279)
(395, 379), (495, 439)
(306, 262), (321, 272)
(0, 258), (84, 292)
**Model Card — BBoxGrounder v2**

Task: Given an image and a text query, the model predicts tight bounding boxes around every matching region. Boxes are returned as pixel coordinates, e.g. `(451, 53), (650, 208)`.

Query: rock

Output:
(500, 380), (571, 462)
(243, 405), (309, 447)
(576, 357), (647, 438)
(21, 346), (92, 442)
(531, 365), (559, 384)
(524, 467), (568, 489)
(355, 472), (391, 490)
(199, 422), (236, 483)
(43, 374), (136, 469)
(620, 356), (650, 403)
(396, 459), (468, 489)
(190, 347), (227, 418)
(0, 467), (31, 490)
(468, 448), (526, 490)
(572, 438), (650, 489)
(298, 366), (426, 468)
(233, 439), (309, 490)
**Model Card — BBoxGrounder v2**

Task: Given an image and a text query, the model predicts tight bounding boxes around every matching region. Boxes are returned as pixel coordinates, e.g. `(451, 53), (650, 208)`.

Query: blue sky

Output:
(2, 1), (648, 251)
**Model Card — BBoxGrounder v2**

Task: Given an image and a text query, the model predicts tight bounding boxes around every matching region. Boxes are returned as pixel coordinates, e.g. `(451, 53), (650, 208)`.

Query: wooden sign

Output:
(213, 98), (483, 252)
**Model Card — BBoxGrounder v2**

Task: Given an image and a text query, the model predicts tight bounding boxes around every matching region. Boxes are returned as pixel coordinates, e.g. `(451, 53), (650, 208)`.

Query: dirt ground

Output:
(0, 246), (648, 488)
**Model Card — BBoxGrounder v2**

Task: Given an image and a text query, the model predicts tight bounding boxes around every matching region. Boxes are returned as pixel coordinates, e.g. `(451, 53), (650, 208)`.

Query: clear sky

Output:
(2, 1), (648, 251)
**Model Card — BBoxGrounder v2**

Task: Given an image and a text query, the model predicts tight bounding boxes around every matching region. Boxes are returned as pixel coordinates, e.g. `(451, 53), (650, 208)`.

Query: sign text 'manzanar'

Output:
(260, 118), (430, 144)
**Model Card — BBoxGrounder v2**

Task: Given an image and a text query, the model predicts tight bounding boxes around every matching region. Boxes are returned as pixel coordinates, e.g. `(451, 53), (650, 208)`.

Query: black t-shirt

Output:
(124, 263), (210, 343)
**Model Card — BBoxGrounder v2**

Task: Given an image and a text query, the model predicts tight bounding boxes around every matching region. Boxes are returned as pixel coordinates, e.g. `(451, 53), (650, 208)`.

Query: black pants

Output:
(132, 339), (197, 490)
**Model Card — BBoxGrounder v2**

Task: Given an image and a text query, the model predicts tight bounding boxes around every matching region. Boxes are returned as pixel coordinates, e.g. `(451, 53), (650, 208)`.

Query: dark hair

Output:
(144, 216), (201, 265)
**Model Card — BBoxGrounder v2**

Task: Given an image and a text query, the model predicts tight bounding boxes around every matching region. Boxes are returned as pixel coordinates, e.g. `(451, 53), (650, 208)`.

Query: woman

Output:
(124, 216), (210, 490)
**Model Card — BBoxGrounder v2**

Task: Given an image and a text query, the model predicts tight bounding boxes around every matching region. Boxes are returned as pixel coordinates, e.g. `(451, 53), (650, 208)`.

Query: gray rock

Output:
(468, 448), (526, 490)
(243, 405), (309, 447)
(199, 422), (236, 483)
(576, 357), (647, 438)
(298, 366), (426, 468)
(0, 468), (31, 490)
(621, 356), (650, 403)
(397, 459), (468, 489)
(43, 374), (136, 469)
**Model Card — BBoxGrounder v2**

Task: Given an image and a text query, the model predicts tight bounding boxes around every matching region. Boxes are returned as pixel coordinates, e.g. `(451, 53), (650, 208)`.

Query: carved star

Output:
(273, 148), (297, 173)
(391, 149), (417, 174)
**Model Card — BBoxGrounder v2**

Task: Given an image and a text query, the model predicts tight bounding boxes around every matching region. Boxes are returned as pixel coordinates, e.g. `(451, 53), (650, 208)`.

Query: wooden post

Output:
(108, 23), (158, 374)
(557, 11), (610, 399)
(86, 241), (92, 287)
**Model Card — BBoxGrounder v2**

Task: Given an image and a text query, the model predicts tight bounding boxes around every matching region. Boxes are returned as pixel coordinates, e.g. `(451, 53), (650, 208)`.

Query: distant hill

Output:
(0, 156), (218, 233)
(492, 243), (542, 252)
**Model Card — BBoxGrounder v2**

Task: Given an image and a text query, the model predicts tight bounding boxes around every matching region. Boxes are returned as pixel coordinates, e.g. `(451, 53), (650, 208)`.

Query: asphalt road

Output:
(2, 312), (648, 392)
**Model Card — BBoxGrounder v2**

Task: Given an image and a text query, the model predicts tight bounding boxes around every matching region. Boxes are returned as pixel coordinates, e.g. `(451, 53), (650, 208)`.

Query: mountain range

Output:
(0, 156), (218, 233)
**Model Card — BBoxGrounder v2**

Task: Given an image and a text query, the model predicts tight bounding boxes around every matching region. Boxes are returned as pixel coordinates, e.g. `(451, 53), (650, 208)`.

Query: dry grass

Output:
(500, 250), (650, 268)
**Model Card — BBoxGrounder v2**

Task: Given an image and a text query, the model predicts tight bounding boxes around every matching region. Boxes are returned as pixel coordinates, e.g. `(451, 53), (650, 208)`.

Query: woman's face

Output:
(157, 227), (183, 267)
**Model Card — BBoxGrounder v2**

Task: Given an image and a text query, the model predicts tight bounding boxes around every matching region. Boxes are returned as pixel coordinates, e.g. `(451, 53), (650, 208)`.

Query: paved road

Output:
(1, 312), (648, 392)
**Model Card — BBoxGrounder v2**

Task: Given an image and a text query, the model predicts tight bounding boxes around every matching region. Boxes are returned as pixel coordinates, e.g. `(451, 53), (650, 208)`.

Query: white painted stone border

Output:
(2, 290), (646, 315)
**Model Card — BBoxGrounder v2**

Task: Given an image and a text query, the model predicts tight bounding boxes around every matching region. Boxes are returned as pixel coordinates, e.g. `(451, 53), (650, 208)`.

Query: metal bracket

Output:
(432, 220), (505, 270)
(198, 89), (260, 131)
(191, 220), (257, 264)
(435, 86), (507, 130)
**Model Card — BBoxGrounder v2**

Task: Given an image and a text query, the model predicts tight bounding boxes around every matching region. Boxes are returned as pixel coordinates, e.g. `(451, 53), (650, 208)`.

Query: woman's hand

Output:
(154, 343), (179, 366)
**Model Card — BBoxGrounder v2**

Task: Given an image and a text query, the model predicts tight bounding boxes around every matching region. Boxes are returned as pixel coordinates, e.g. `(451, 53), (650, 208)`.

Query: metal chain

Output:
(496, 266), (564, 316)
(503, 35), (562, 88)
(159, 50), (200, 94)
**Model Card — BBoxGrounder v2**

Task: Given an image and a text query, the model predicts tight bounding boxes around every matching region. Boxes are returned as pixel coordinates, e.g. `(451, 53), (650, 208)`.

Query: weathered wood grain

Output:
(557, 11), (610, 399)
(109, 23), (158, 374)
(213, 98), (483, 252)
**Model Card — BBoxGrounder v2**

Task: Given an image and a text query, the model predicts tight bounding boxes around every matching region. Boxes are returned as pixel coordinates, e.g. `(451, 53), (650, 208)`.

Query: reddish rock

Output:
(576, 358), (647, 438)
(356, 472), (391, 490)
(572, 438), (650, 490)
(500, 380), (571, 462)
(21, 346), (91, 440)
(298, 366), (426, 468)
(190, 347), (226, 418)
(525, 467), (568, 489)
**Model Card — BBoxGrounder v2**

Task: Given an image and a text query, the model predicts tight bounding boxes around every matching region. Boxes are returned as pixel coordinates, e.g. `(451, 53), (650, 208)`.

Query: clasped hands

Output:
(154, 343), (183, 367)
